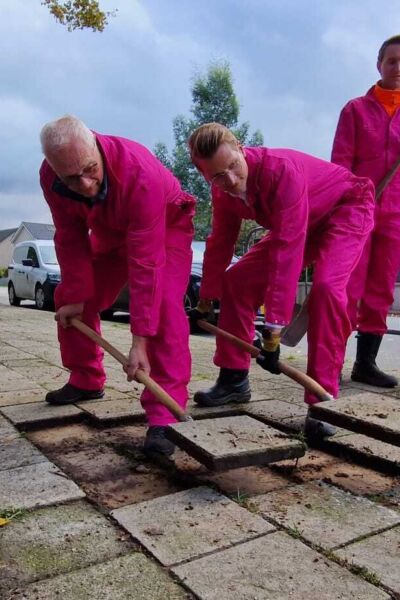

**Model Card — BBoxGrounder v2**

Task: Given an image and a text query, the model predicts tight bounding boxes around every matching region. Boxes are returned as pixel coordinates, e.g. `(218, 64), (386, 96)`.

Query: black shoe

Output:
(143, 426), (175, 457)
(194, 368), (251, 407)
(45, 383), (105, 405)
(351, 332), (398, 388)
(305, 415), (337, 439)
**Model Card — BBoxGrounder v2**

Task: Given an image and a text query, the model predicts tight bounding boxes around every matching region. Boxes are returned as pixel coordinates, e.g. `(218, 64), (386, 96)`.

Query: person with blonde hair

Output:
(189, 122), (374, 437)
(40, 115), (196, 457)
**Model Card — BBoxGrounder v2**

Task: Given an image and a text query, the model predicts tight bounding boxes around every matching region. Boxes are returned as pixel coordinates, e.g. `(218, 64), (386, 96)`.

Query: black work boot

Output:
(194, 368), (251, 407)
(351, 332), (398, 388)
(305, 414), (337, 439)
(143, 426), (175, 457)
(45, 383), (104, 405)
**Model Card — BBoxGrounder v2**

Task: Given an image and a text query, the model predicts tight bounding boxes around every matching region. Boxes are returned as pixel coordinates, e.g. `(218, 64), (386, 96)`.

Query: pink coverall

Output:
(332, 86), (400, 334)
(40, 134), (195, 426)
(200, 147), (374, 404)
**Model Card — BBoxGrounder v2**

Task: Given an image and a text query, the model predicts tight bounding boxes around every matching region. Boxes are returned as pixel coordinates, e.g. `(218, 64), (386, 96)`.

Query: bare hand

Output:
(55, 303), (84, 328)
(124, 335), (150, 381)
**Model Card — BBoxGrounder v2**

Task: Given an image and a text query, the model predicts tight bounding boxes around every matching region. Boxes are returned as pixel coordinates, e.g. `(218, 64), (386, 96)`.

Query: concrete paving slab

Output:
(111, 486), (274, 566)
(77, 397), (145, 424)
(0, 436), (48, 470)
(0, 414), (19, 442)
(310, 393), (400, 446)
(335, 526), (400, 597)
(0, 461), (85, 510)
(254, 480), (400, 549)
(0, 388), (48, 407)
(6, 361), (68, 385)
(173, 531), (390, 600)
(244, 399), (308, 431)
(0, 500), (134, 595)
(167, 415), (305, 471)
(9, 552), (188, 600)
(0, 401), (83, 429)
(324, 431), (400, 471)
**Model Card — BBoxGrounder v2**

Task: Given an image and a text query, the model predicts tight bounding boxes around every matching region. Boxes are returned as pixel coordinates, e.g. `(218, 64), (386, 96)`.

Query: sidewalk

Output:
(1, 301), (400, 599)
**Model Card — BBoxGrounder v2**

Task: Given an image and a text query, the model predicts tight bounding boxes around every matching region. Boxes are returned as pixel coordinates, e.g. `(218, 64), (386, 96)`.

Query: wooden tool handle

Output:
(71, 318), (189, 422)
(198, 320), (333, 402)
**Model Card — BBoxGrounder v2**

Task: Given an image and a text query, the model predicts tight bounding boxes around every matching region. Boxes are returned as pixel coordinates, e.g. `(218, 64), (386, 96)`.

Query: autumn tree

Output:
(42, 0), (115, 32)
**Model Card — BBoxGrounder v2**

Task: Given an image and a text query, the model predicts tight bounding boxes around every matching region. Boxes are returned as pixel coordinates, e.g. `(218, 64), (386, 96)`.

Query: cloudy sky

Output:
(1, 0), (399, 228)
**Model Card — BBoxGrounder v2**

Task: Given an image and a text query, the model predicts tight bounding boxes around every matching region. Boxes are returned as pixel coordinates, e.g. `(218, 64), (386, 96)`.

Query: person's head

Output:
(40, 115), (104, 198)
(377, 35), (400, 90)
(188, 122), (248, 196)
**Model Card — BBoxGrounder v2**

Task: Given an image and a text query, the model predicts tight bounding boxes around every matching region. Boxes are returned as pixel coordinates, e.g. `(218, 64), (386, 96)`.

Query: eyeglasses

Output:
(59, 161), (99, 186)
(209, 158), (241, 186)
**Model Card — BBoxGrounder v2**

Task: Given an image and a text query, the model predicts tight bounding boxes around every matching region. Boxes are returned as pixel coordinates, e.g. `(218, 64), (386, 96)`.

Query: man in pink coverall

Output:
(332, 35), (400, 388)
(40, 115), (195, 456)
(188, 123), (375, 437)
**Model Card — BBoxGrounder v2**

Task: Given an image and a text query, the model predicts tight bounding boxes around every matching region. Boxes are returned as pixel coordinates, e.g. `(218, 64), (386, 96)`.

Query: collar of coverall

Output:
(374, 82), (400, 116)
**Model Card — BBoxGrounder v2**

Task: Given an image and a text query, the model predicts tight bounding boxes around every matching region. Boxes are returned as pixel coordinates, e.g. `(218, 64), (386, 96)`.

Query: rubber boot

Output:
(351, 332), (398, 388)
(193, 368), (251, 407)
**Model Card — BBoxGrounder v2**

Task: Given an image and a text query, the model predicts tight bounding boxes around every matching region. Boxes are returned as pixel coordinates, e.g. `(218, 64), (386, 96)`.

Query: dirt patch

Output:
(27, 423), (187, 510)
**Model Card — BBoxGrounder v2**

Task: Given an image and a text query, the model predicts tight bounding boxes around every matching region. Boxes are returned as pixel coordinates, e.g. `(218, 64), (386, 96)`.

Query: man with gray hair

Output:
(40, 115), (196, 457)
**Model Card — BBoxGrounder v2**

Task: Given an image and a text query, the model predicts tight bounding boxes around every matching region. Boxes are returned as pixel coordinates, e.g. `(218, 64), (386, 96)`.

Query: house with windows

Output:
(0, 222), (55, 269)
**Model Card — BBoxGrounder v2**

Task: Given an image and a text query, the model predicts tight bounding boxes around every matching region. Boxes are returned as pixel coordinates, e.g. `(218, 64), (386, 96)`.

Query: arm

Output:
(331, 104), (356, 171)
(40, 166), (94, 306)
(200, 190), (242, 300)
(261, 163), (308, 327)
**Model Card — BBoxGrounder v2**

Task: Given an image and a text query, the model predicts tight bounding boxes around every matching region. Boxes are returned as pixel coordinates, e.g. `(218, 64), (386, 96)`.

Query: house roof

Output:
(11, 221), (55, 242)
(0, 228), (17, 243)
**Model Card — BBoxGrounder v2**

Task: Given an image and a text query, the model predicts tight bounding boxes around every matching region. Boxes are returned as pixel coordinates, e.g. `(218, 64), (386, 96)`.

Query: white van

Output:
(8, 240), (60, 309)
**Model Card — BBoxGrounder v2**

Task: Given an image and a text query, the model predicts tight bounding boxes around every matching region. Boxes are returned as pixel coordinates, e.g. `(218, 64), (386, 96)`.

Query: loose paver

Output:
(253, 480), (400, 549)
(335, 526), (400, 597)
(0, 436), (47, 470)
(0, 461), (85, 510)
(173, 531), (389, 600)
(309, 393), (400, 446)
(9, 552), (188, 600)
(167, 415), (305, 470)
(111, 486), (274, 566)
(0, 500), (135, 595)
(0, 401), (83, 429)
(0, 388), (49, 407)
(0, 414), (19, 442)
(77, 397), (145, 424)
(324, 431), (400, 471)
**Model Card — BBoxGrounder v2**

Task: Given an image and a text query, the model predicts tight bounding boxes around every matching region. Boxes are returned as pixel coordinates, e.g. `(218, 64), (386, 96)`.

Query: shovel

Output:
(70, 318), (190, 422)
(197, 320), (333, 402)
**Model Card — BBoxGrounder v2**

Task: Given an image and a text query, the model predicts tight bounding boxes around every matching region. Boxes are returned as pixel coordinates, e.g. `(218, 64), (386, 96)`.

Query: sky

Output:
(1, 0), (399, 229)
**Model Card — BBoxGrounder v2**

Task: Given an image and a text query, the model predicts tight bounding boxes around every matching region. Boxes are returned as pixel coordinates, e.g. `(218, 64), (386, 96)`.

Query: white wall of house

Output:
(12, 229), (33, 245)
(0, 234), (15, 268)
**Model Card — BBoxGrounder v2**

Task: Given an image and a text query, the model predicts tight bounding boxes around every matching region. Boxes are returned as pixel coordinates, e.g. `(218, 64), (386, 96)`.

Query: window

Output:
(39, 245), (58, 265)
(27, 246), (39, 267)
(13, 246), (28, 264)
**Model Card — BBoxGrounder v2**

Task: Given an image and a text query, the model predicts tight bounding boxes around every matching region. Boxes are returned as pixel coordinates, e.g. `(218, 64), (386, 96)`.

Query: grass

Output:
(231, 489), (260, 513)
(0, 507), (28, 522)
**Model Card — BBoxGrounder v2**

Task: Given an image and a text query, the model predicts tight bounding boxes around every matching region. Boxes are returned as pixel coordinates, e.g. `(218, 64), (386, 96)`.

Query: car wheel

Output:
(184, 287), (204, 334)
(8, 283), (21, 306)
(35, 285), (48, 310)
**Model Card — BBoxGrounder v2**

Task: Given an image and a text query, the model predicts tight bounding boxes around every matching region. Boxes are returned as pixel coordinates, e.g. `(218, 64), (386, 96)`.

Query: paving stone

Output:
(244, 399), (308, 430)
(111, 486), (273, 566)
(254, 480), (400, 549)
(173, 531), (389, 600)
(0, 461), (85, 510)
(167, 415), (305, 470)
(0, 401), (83, 429)
(0, 414), (19, 442)
(6, 361), (69, 386)
(0, 388), (48, 407)
(335, 526), (400, 597)
(9, 552), (188, 600)
(309, 393), (400, 446)
(77, 397), (145, 423)
(324, 431), (400, 471)
(0, 436), (47, 471)
(0, 500), (135, 594)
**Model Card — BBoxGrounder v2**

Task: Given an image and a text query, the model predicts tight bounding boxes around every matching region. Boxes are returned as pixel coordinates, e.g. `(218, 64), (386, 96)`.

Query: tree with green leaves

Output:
(42, 0), (115, 32)
(155, 62), (263, 240)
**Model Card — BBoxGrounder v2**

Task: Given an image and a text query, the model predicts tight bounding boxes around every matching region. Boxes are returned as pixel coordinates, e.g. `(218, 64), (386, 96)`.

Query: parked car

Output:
(8, 240), (60, 309)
